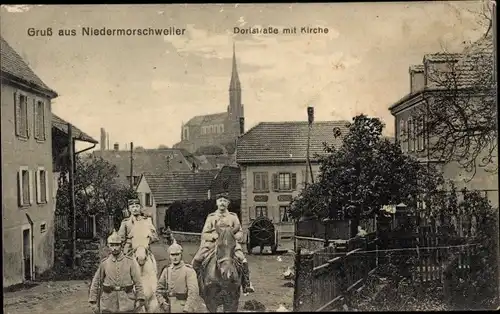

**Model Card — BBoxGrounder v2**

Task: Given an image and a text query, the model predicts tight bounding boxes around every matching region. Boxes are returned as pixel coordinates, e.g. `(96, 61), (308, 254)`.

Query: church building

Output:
(173, 43), (244, 155)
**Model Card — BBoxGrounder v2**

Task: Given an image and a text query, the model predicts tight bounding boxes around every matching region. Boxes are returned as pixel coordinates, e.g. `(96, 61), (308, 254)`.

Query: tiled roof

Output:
(186, 112), (228, 126)
(52, 114), (98, 144)
(210, 165), (241, 201)
(194, 154), (235, 170)
(144, 170), (219, 204)
(409, 64), (424, 72)
(236, 121), (349, 163)
(0, 36), (57, 97)
(423, 53), (463, 63)
(93, 149), (193, 186)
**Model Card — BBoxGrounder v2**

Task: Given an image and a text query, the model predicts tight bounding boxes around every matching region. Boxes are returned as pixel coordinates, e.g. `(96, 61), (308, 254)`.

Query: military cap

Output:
(168, 242), (183, 254)
(128, 198), (141, 206)
(216, 191), (230, 200)
(107, 230), (122, 244)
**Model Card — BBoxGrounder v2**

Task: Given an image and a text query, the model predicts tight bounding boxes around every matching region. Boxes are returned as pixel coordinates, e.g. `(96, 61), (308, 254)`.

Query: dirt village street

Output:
(3, 241), (295, 313)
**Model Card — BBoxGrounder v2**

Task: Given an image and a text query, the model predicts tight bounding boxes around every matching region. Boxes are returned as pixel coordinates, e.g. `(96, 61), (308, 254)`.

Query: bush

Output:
(165, 199), (241, 232)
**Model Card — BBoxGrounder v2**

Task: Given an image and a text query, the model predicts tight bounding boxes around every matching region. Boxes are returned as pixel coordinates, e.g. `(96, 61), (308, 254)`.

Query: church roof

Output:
(236, 121), (349, 163)
(185, 112), (228, 126)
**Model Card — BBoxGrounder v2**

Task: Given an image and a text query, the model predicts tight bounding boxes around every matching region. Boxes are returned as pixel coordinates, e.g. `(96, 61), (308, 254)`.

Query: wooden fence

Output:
(293, 233), (378, 312)
(55, 214), (114, 239)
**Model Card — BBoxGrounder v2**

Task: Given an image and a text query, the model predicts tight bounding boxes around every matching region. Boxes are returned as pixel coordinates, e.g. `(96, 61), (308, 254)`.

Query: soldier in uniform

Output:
(191, 191), (255, 294)
(118, 198), (159, 254)
(88, 230), (146, 313)
(156, 242), (200, 313)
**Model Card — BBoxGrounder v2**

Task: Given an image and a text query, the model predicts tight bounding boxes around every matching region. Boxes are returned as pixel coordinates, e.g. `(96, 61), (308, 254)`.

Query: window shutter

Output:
(35, 169), (41, 204)
(14, 92), (21, 136)
(272, 173), (278, 191)
(263, 173), (269, 191)
(45, 170), (50, 203)
(17, 170), (23, 207)
(301, 170), (306, 185)
(33, 98), (38, 140)
(28, 170), (34, 205)
(249, 206), (254, 220)
(291, 173), (297, 190)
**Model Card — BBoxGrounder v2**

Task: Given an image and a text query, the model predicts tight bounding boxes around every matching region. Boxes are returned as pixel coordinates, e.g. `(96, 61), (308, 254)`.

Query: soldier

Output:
(191, 191), (255, 293)
(118, 198), (159, 254)
(156, 242), (200, 313)
(88, 230), (146, 313)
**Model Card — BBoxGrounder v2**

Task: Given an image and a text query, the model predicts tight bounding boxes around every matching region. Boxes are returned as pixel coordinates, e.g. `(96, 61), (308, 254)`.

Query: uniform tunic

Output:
(156, 261), (199, 313)
(88, 253), (145, 313)
(192, 210), (246, 264)
(118, 215), (158, 253)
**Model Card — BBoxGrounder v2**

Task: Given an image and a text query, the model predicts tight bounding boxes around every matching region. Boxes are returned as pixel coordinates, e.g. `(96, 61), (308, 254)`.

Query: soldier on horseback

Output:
(118, 198), (159, 254)
(191, 191), (255, 294)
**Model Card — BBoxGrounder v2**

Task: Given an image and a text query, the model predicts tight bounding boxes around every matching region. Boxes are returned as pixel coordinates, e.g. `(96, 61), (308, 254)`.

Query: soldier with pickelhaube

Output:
(156, 242), (200, 313)
(88, 230), (145, 313)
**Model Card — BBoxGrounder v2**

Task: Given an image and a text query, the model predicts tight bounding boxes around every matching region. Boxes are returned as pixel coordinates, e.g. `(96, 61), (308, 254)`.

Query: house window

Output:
(145, 193), (152, 206)
(18, 167), (33, 207)
(399, 119), (405, 151)
(255, 206), (268, 218)
(417, 117), (426, 151)
(273, 173), (297, 191)
(133, 176), (140, 186)
(34, 100), (46, 141)
(40, 223), (47, 233)
(279, 206), (290, 222)
(253, 172), (269, 192)
(408, 117), (414, 152)
(15, 92), (29, 138)
(219, 124), (224, 133)
(36, 167), (48, 204)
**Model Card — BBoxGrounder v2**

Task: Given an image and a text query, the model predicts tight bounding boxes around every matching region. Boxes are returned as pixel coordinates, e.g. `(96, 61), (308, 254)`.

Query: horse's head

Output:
(214, 222), (238, 281)
(135, 245), (148, 266)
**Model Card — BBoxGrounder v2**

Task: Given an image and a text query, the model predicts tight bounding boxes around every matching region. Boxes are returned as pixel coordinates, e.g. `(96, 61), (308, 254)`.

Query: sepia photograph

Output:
(1, 2), (498, 313)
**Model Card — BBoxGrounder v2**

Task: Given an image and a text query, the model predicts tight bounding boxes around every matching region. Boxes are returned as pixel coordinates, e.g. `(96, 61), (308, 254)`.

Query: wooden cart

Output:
(246, 216), (279, 255)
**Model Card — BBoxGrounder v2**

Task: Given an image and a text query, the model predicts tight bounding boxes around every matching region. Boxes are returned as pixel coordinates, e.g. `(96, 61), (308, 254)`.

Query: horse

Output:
(129, 218), (159, 313)
(198, 223), (243, 313)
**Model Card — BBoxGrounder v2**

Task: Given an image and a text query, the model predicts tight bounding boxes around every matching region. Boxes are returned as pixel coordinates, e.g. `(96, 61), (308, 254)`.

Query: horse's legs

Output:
(223, 294), (240, 313)
(259, 244), (264, 255)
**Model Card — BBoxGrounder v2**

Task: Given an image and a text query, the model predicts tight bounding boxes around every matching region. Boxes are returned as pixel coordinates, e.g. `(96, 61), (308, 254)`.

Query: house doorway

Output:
(22, 227), (32, 281)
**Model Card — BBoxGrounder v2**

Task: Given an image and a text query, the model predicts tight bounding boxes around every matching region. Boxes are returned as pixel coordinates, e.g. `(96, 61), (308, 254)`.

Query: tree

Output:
(289, 115), (444, 237)
(158, 144), (170, 149)
(413, 7), (496, 180)
(56, 154), (138, 238)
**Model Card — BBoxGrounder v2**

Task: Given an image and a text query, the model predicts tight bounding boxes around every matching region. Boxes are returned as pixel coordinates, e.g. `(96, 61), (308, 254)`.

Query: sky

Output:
(0, 2), (490, 150)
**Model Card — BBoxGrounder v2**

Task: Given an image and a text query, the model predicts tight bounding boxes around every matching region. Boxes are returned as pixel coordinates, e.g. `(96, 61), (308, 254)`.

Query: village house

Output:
(1, 36), (97, 287)
(93, 129), (196, 189)
(235, 121), (349, 242)
(135, 169), (220, 230)
(389, 33), (498, 208)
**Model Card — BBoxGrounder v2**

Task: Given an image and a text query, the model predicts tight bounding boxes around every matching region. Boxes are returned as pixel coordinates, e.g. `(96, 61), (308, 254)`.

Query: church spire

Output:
(229, 42), (241, 91)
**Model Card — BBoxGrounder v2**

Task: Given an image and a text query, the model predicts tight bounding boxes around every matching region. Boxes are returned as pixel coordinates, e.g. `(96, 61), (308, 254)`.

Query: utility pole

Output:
(129, 142), (134, 188)
(68, 123), (76, 268)
(305, 107), (314, 187)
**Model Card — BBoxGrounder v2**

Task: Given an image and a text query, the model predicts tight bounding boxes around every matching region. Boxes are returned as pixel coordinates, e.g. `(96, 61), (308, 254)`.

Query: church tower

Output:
(228, 42), (244, 123)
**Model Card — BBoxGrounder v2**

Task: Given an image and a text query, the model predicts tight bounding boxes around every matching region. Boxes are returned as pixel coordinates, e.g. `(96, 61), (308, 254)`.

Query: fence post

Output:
(293, 249), (314, 312)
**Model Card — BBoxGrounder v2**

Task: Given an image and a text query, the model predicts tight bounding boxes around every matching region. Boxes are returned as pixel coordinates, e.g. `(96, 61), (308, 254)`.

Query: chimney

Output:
(239, 117), (245, 135)
(409, 65), (425, 93)
(100, 128), (106, 152)
(114, 143), (119, 151)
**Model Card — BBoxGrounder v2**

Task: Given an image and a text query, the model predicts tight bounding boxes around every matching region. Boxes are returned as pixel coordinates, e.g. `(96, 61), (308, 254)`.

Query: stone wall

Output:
(171, 231), (201, 243)
(49, 235), (104, 280)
